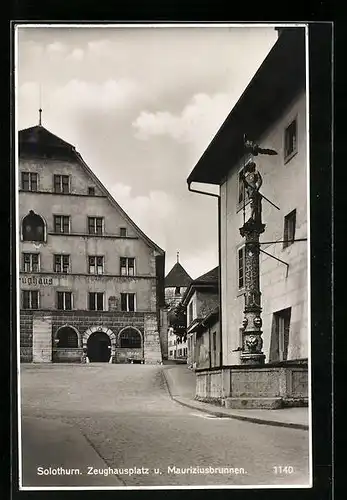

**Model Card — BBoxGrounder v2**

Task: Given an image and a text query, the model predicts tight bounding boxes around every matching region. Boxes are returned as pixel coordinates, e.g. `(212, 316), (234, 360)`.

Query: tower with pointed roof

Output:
(165, 252), (193, 308)
(164, 253), (192, 361)
(18, 120), (166, 365)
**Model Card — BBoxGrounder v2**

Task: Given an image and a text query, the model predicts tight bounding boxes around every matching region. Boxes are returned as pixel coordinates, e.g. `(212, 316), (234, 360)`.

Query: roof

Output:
(19, 125), (76, 159)
(195, 266), (219, 284)
(190, 306), (220, 334)
(181, 266), (219, 306)
(18, 125), (164, 255)
(165, 262), (193, 287)
(187, 27), (306, 186)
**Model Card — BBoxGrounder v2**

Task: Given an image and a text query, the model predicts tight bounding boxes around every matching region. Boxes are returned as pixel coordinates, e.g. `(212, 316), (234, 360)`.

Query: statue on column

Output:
(240, 160), (263, 224)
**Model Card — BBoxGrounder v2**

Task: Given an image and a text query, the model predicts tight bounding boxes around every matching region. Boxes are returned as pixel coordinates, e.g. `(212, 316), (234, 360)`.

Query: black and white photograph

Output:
(15, 23), (312, 490)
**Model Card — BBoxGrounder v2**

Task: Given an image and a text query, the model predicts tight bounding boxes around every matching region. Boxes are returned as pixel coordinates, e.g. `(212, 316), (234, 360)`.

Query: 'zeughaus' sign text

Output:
(20, 276), (53, 286)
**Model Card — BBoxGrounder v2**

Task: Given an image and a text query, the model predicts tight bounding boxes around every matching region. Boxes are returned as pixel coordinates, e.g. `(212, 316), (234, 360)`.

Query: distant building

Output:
(181, 267), (220, 370)
(164, 255), (192, 361)
(18, 123), (165, 365)
(187, 28), (308, 406)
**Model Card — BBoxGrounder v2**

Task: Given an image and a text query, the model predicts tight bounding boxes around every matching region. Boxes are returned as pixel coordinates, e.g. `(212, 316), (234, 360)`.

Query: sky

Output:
(16, 24), (278, 279)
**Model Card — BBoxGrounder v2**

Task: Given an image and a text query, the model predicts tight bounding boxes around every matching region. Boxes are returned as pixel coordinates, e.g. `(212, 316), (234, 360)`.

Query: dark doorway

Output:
(87, 332), (111, 362)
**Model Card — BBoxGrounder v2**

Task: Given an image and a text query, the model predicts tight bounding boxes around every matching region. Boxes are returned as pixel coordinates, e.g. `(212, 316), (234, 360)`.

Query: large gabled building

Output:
(18, 122), (165, 365)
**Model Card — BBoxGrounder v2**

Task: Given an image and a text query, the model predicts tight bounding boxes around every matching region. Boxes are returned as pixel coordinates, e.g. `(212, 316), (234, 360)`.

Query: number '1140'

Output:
(273, 466), (294, 474)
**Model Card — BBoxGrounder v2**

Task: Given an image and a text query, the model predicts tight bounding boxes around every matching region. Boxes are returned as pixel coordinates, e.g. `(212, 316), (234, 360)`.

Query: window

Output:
(175, 286), (181, 295)
(21, 172), (38, 191)
(120, 257), (135, 276)
(188, 301), (194, 325)
(22, 290), (39, 309)
(54, 215), (70, 234)
(88, 217), (103, 235)
(169, 350), (173, 356)
(119, 328), (141, 348)
(283, 209), (296, 249)
(57, 291), (72, 311)
(212, 331), (217, 366)
(56, 327), (78, 348)
(284, 119), (297, 161)
(88, 186), (95, 195)
(54, 254), (70, 273)
(22, 253), (39, 272)
(89, 256), (104, 275)
(89, 292), (104, 311)
(238, 246), (246, 289)
(22, 211), (45, 242)
(120, 293), (135, 312)
(120, 227), (127, 237)
(212, 331), (217, 352)
(269, 308), (291, 362)
(54, 174), (70, 194)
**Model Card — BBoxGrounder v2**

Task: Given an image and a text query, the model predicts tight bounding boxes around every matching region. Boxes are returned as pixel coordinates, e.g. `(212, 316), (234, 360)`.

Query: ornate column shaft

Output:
(239, 219), (266, 365)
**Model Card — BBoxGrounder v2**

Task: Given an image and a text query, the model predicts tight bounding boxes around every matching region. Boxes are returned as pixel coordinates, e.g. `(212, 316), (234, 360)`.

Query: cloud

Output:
(18, 81), (39, 98)
(87, 39), (113, 56)
(178, 246), (218, 280)
(110, 183), (175, 248)
(51, 78), (141, 113)
(66, 48), (84, 61)
(132, 92), (234, 158)
(46, 41), (67, 54)
(20, 40), (44, 59)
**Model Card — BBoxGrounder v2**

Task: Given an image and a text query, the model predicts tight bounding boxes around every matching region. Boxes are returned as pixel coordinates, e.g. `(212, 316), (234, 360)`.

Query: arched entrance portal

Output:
(87, 331), (111, 362)
(82, 326), (116, 363)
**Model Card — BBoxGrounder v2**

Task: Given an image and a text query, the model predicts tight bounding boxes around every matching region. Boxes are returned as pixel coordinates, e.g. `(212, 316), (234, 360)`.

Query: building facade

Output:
(18, 124), (165, 364)
(187, 28), (308, 407)
(164, 258), (192, 361)
(181, 267), (220, 371)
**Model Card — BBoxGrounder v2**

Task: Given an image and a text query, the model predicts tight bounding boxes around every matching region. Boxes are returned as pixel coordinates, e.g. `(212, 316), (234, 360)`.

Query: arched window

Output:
(56, 326), (78, 348)
(119, 328), (142, 348)
(22, 210), (45, 242)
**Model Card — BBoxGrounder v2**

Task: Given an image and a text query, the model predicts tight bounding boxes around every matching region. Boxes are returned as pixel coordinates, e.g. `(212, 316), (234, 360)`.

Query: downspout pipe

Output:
(187, 181), (223, 368)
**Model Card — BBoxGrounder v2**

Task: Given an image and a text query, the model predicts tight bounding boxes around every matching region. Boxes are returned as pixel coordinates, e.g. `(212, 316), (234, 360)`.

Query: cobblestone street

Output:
(20, 364), (310, 488)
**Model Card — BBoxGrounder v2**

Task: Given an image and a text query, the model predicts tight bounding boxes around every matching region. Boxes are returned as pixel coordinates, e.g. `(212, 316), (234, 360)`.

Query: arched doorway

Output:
(87, 331), (111, 362)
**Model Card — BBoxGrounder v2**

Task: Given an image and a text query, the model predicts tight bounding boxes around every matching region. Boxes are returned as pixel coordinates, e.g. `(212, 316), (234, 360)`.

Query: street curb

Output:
(161, 368), (309, 431)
